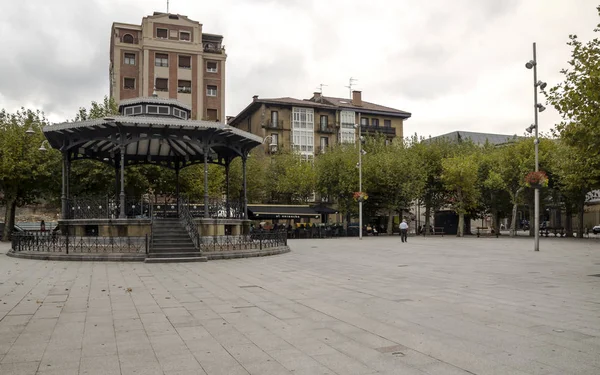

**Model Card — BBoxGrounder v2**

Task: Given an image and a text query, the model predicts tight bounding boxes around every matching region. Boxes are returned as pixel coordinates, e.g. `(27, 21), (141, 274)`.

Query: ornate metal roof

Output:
(43, 110), (262, 169)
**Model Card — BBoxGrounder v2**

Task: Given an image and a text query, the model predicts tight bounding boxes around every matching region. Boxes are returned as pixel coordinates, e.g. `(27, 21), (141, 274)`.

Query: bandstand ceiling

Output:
(43, 116), (262, 169)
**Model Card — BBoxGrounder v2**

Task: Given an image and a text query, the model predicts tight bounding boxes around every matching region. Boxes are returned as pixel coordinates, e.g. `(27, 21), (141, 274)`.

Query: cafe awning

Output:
(248, 205), (320, 220)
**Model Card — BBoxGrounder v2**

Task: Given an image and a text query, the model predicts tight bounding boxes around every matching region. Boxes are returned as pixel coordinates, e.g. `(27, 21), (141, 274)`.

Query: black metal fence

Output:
(66, 196), (151, 219)
(11, 232), (148, 254)
(199, 231), (287, 252)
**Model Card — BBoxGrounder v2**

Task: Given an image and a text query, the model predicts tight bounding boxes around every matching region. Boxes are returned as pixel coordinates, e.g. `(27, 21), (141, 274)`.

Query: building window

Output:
(206, 85), (217, 96)
(360, 117), (369, 126)
(207, 109), (218, 121)
(372, 118), (379, 127)
(291, 107), (314, 156)
(320, 115), (328, 130)
(178, 80), (192, 93)
(384, 119), (391, 127)
(179, 31), (191, 41)
(178, 55), (191, 69)
(271, 133), (279, 146)
(123, 77), (135, 90)
(156, 28), (168, 39)
(339, 110), (356, 144)
(155, 53), (169, 67)
(122, 34), (134, 43)
(147, 105), (170, 115)
(124, 105), (142, 115)
(206, 61), (218, 73)
(320, 137), (329, 153)
(173, 108), (188, 120)
(155, 78), (168, 91)
(124, 53), (135, 65)
(271, 111), (278, 127)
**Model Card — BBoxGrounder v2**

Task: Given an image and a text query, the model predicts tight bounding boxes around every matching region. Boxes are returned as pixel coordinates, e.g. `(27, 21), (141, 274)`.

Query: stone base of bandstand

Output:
(194, 218), (251, 236)
(58, 219), (151, 237)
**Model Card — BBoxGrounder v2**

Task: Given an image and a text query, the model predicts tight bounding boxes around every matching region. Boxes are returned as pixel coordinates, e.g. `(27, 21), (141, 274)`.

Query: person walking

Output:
(399, 219), (409, 243)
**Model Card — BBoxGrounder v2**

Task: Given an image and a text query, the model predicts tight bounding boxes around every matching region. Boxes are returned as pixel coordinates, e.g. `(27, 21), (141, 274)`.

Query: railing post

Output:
(65, 230), (69, 255)
(145, 234), (149, 254)
(260, 234), (263, 250)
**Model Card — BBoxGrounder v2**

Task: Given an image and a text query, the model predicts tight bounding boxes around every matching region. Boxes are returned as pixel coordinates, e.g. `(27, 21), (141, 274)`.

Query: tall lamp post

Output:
(355, 124), (366, 240)
(525, 42), (547, 252)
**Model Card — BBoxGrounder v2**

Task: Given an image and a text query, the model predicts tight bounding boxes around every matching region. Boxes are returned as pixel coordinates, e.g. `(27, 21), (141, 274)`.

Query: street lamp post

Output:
(525, 42), (546, 252)
(358, 124), (363, 240)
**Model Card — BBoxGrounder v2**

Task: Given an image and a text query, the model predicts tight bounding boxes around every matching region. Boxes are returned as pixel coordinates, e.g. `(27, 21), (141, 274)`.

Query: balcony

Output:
(316, 124), (335, 134)
(119, 36), (139, 44)
(262, 119), (283, 129)
(361, 125), (396, 136)
(203, 43), (225, 54)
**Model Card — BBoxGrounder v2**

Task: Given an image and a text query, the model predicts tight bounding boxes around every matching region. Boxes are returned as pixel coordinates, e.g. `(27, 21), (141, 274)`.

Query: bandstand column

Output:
(225, 161), (230, 218)
(119, 145), (126, 219)
(66, 154), (70, 204)
(61, 151), (68, 219)
(204, 146), (209, 218)
(175, 163), (180, 216)
(242, 154), (248, 220)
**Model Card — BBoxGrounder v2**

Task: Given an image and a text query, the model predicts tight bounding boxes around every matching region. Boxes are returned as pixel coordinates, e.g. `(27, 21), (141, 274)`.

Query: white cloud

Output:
(0, 0), (597, 137)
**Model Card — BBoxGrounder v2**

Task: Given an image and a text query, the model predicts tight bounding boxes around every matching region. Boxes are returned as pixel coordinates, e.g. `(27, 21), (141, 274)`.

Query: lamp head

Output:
(536, 103), (546, 112)
(525, 60), (536, 69)
(38, 145), (47, 152)
(536, 81), (547, 90)
(361, 149), (367, 155)
(26, 127), (35, 135)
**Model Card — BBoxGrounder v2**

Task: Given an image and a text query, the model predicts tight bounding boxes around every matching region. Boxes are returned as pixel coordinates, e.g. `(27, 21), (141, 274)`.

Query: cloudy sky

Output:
(0, 0), (598, 137)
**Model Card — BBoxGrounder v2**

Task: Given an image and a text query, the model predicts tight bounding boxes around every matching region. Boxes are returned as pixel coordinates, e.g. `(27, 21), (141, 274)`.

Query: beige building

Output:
(229, 91), (411, 157)
(109, 12), (226, 120)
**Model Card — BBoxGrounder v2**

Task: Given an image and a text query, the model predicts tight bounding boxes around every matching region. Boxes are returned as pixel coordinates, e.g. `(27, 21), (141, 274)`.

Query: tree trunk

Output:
(2, 198), (17, 242)
(491, 206), (498, 233)
(387, 209), (394, 235)
(457, 212), (464, 237)
(424, 204), (431, 237)
(565, 205), (573, 238)
(577, 198), (585, 238)
(509, 188), (522, 237)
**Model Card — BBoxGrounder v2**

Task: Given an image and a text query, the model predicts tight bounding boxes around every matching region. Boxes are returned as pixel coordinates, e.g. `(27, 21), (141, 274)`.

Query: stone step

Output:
(151, 245), (197, 250)
(144, 256), (207, 263)
(152, 238), (193, 243)
(147, 252), (201, 258)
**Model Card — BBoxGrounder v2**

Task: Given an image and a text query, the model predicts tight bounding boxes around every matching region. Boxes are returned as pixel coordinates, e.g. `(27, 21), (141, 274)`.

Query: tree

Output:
(476, 142), (512, 233)
(441, 146), (480, 237)
(0, 109), (61, 241)
(412, 137), (455, 234)
(363, 135), (426, 234)
(315, 143), (358, 225)
(265, 150), (316, 204)
(543, 6), (600, 186)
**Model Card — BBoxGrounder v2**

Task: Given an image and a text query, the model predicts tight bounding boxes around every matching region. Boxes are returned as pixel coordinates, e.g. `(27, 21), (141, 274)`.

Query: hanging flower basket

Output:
(524, 171), (549, 188)
(353, 191), (369, 202)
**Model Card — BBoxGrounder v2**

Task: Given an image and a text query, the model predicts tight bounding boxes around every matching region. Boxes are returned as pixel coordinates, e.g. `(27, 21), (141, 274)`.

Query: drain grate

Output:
(239, 285), (262, 289)
(376, 344), (408, 354)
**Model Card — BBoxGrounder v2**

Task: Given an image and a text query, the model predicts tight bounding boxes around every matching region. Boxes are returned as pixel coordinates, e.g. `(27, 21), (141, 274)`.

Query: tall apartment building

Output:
(109, 12), (226, 120)
(229, 91), (411, 158)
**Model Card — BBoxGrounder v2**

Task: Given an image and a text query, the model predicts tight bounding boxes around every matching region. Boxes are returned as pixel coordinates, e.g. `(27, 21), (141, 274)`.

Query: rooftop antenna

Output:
(167, 0), (170, 13)
(345, 77), (358, 99)
(317, 83), (327, 102)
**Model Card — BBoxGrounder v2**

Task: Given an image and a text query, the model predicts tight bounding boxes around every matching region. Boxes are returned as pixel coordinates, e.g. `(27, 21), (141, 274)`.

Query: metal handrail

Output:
(178, 195), (201, 250)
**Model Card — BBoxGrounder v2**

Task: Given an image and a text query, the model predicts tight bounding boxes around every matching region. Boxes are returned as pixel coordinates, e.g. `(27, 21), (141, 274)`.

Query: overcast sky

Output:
(0, 0), (598, 137)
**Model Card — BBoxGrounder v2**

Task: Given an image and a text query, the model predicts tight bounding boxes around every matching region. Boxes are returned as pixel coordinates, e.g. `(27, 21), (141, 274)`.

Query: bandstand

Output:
(9, 97), (288, 262)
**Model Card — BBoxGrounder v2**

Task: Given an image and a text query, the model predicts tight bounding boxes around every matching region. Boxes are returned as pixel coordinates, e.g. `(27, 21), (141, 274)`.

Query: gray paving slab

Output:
(0, 236), (599, 374)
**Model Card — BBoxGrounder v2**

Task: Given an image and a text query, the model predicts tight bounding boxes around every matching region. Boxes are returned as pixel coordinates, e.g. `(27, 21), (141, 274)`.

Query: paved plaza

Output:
(0, 236), (599, 375)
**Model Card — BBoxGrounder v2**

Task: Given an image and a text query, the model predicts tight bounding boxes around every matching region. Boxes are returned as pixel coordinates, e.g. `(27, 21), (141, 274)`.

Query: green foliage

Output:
(74, 96), (119, 121)
(315, 143), (358, 217)
(544, 6), (600, 187)
(266, 150), (316, 204)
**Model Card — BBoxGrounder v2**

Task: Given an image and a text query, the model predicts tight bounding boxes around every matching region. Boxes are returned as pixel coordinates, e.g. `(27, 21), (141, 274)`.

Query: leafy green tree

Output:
(315, 143), (358, 225)
(543, 6), (600, 186)
(0, 109), (61, 241)
(74, 96), (119, 121)
(363, 135), (426, 234)
(265, 150), (316, 204)
(228, 150), (269, 204)
(412, 137), (455, 234)
(441, 147), (481, 237)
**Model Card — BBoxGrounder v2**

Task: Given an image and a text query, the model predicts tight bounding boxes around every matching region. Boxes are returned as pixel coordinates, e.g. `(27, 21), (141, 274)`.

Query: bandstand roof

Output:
(43, 97), (262, 169)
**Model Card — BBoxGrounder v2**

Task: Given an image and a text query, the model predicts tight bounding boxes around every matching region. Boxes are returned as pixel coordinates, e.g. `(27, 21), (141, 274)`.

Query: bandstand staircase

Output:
(145, 218), (207, 263)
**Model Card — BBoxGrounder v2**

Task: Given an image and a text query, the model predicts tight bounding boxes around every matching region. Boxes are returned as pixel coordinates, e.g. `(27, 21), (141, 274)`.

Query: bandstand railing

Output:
(198, 231), (287, 252)
(66, 196), (151, 219)
(178, 195), (200, 250)
(11, 232), (147, 254)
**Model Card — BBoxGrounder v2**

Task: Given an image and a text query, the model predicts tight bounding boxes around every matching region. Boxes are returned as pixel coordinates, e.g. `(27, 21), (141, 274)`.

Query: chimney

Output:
(252, 95), (259, 101)
(352, 90), (362, 106)
(313, 91), (322, 103)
